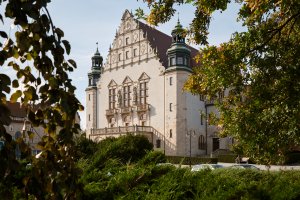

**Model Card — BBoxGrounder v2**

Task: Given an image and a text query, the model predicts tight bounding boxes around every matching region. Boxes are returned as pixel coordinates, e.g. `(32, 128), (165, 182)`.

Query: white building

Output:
(86, 10), (232, 157)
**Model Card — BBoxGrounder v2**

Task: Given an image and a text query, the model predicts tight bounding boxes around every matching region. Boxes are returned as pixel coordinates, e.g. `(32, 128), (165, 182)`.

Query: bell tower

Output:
(86, 44), (103, 137)
(164, 18), (192, 156)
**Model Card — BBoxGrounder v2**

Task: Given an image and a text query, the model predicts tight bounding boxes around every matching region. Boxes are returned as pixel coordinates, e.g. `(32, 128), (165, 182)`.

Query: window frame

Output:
(139, 80), (148, 105)
(123, 84), (131, 107)
(108, 87), (116, 109)
(125, 50), (130, 59)
(198, 135), (206, 150)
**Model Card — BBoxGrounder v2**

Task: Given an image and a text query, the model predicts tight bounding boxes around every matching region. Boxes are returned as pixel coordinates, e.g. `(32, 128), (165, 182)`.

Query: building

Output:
(3, 102), (45, 155)
(86, 10), (232, 157)
(3, 102), (81, 155)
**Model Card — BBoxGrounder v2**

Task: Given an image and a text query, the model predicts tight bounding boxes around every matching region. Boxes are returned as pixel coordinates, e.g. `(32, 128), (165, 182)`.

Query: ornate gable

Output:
(138, 72), (150, 81)
(121, 9), (133, 20)
(108, 80), (117, 87)
(122, 76), (133, 84)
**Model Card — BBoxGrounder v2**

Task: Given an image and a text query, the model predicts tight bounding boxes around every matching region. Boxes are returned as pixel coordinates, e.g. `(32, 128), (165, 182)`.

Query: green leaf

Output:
(12, 79), (19, 88)
(78, 105), (84, 111)
(10, 90), (22, 103)
(0, 14), (3, 24)
(26, 53), (32, 60)
(13, 63), (20, 71)
(55, 28), (64, 38)
(68, 59), (77, 68)
(27, 131), (35, 140)
(0, 74), (11, 94)
(62, 40), (71, 55)
(0, 31), (8, 38)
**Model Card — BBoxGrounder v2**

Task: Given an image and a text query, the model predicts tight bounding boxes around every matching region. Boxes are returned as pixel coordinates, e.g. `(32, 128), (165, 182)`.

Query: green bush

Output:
(74, 135), (98, 159)
(218, 154), (236, 163)
(78, 134), (300, 200)
(284, 151), (300, 164)
(166, 156), (218, 165)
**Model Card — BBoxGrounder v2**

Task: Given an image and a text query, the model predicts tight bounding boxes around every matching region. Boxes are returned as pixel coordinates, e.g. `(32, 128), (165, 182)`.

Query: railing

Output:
(106, 109), (117, 116)
(121, 106), (133, 114)
(137, 104), (150, 112)
(89, 125), (176, 150)
(91, 125), (153, 135)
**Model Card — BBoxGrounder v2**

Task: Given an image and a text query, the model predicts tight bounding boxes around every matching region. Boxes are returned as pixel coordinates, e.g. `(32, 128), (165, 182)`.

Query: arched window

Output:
(108, 80), (117, 109)
(138, 73), (150, 105)
(198, 135), (206, 150)
(122, 76), (133, 107)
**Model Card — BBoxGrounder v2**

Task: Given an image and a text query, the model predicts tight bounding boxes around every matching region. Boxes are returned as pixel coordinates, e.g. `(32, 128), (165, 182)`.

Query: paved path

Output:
(218, 162), (300, 171)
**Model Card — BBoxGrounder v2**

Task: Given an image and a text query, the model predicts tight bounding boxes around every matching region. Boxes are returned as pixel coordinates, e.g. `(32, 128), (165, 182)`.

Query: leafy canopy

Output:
(137, 0), (300, 164)
(0, 0), (83, 198)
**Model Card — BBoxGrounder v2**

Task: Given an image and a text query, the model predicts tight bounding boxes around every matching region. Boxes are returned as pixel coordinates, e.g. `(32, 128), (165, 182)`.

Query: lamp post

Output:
(187, 130), (195, 168)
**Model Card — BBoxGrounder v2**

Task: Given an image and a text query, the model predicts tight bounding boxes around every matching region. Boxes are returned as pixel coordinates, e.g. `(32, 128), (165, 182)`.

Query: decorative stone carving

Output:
(126, 21), (131, 31)
(133, 86), (138, 105)
(117, 90), (122, 107)
(118, 38), (122, 47)
(133, 32), (138, 42)
(141, 43), (146, 54)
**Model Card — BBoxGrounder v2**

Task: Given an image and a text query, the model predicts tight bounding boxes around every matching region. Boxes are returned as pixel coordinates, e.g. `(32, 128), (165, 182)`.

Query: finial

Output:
(96, 42), (99, 53)
(177, 12), (180, 24)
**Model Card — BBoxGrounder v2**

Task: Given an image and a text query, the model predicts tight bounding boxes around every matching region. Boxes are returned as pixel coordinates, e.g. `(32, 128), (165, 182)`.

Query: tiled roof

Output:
(6, 102), (40, 118)
(6, 101), (27, 118)
(137, 20), (199, 68)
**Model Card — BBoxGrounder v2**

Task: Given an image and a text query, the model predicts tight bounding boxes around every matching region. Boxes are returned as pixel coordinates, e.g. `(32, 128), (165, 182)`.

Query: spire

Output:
(171, 14), (185, 44)
(166, 18), (191, 70)
(88, 43), (103, 87)
(91, 42), (103, 70)
(94, 42), (100, 55)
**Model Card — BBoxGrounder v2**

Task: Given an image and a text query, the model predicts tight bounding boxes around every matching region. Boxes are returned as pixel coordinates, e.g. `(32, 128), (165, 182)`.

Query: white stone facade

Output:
(86, 10), (231, 157)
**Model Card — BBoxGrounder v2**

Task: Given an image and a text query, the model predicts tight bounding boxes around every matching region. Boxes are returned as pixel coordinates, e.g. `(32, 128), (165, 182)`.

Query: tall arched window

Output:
(108, 80), (117, 109)
(122, 76), (133, 107)
(138, 73), (150, 105)
(109, 88), (116, 109)
(123, 84), (131, 107)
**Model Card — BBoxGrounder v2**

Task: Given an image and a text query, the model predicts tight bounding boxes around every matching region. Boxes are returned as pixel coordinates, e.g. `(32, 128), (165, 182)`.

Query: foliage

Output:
(137, 0), (300, 164)
(74, 133), (98, 160)
(88, 134), (153, 171)
(78, 135), (166, 199)
(0, 0), (83, 198)
(166, 155), (218, 165)
(73, 135), (300, 200)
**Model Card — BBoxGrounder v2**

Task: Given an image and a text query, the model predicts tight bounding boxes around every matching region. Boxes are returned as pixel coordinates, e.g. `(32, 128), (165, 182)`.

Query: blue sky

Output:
(3, 1), (246, 130)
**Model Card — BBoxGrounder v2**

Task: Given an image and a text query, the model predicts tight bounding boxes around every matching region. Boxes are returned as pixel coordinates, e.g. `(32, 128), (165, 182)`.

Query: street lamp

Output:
(186, 130), (195, 168)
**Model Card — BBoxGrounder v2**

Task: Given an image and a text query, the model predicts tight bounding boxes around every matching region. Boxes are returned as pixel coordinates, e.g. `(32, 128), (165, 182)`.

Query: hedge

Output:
(166, 156), (218, 165)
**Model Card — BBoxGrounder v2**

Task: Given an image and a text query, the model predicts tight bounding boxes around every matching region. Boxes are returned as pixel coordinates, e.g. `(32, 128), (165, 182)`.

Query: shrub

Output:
(166, 156), (218, 165)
